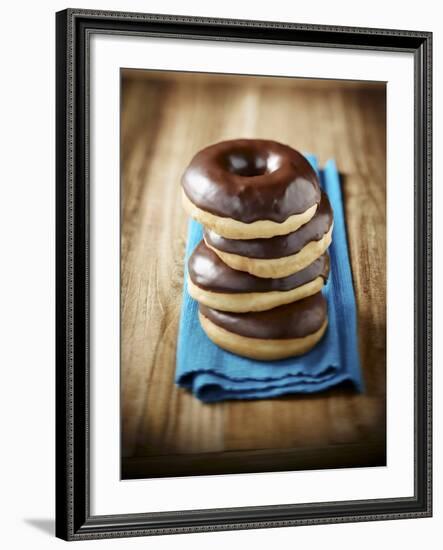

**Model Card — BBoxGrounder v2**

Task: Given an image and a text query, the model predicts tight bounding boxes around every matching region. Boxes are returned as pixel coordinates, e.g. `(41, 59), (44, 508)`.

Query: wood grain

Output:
(120, 70), (386, 477)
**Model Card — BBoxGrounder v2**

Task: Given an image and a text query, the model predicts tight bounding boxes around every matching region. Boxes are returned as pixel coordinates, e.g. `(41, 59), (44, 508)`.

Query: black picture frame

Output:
(55, 8), (432, 541)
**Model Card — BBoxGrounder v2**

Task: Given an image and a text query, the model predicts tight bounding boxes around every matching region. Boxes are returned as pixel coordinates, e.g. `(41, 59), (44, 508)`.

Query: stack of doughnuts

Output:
(182, 139), (333, 360)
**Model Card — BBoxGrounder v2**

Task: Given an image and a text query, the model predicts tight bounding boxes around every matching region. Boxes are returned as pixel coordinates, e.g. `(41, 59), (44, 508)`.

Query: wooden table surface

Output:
(120, 70), (386, 479)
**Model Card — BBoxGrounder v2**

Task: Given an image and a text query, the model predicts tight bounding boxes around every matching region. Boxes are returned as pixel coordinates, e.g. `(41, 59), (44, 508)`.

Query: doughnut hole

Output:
(224, 148), (282, 177)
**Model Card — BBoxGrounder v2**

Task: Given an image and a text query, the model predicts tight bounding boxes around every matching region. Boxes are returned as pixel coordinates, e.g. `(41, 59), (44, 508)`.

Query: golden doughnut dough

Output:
(182, 190), (318, 240)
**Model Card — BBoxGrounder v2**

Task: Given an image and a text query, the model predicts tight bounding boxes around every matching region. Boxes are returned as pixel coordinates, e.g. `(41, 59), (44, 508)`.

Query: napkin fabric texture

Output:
(175, 156), (363, 402)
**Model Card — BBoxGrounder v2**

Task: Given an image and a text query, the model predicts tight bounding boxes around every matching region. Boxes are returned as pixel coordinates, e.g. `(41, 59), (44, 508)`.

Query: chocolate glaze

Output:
(189, 240), (329, 294)
(204, 190), (333, 259)
(200, 292), (327, 339)
(182, 139), (321, 223)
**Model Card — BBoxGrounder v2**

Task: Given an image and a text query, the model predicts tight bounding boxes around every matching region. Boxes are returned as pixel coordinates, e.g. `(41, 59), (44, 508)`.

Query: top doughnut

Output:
(181, 139), (321, 239)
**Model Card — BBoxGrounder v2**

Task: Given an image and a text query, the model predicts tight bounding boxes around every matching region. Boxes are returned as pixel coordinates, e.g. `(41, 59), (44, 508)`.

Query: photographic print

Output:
(120, 70), (387, 480)
(56, 9), (432, 539)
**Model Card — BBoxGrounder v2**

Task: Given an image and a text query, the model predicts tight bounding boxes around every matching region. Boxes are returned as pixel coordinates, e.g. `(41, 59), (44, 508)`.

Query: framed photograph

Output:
(55, 8), (432, 540)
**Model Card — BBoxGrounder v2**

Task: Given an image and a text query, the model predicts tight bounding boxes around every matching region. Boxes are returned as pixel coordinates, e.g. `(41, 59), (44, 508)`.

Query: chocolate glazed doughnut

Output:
(188, 240), (330, 312)
(199, 292), (328, 360)
(181, 139), (321, 239)
(204, 191), (334, 278)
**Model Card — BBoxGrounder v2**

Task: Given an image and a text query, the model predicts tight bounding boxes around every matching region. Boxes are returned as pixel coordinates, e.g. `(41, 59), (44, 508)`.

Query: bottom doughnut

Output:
(199, 311), (328, 361)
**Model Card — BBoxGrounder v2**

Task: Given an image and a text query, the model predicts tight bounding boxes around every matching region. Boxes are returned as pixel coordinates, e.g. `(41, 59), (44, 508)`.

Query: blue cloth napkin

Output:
(175, 156), (363, 402)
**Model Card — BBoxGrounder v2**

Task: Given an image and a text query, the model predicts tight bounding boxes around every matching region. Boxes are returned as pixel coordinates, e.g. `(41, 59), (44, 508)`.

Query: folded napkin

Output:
(175, 156), (363, 403)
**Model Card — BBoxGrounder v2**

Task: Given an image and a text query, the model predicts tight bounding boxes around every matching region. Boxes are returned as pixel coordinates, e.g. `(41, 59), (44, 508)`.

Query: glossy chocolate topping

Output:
(200, 292), (327, 339)
(182, 139), (321, 223)
(189, 240), (329, 294)
(204, 190), (333, 259)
